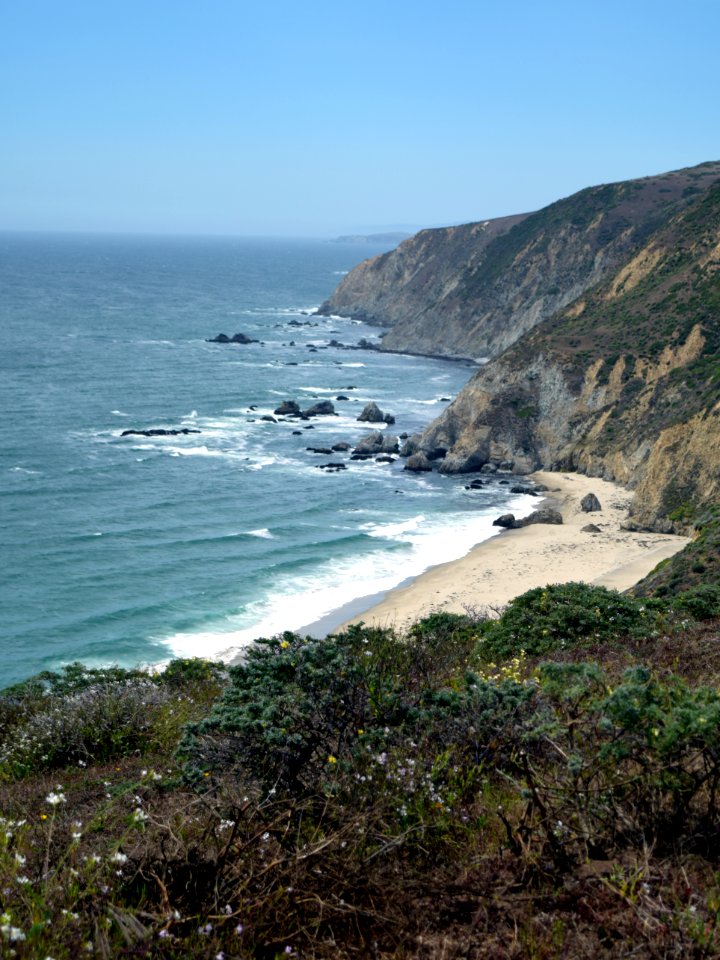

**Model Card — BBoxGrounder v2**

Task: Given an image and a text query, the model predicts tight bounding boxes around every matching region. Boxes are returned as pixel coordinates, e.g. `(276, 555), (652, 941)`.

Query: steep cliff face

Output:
(319, 215), (527, 356)
(320, 162), (720, 360)
(419, 175), (720, 531)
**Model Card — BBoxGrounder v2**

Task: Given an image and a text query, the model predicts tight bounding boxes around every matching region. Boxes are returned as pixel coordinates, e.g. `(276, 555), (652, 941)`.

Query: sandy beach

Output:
(337, 471), (689, 632)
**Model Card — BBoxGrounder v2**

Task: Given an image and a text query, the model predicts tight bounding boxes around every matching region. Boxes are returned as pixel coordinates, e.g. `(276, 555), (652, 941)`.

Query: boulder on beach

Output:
(492, 513), (516, 528)
(517, 507), (563, 527)
(581, 492), (602, 512)
(582, 523), (602, 533)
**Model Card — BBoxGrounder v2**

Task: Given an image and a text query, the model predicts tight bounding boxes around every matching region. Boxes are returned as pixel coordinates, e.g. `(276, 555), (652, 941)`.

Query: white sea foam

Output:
(111, 409), (130, 417)
(247, 528), (274, 539)
(159, 495), (538, 662)
(168, 445), (227, 458)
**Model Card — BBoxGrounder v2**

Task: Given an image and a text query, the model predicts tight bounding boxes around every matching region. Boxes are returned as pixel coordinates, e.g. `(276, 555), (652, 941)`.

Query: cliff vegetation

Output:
(2, 578), (720, 957)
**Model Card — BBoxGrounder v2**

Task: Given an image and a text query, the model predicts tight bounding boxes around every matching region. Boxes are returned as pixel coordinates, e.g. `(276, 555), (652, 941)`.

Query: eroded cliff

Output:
(418, 173), (720, 531)
(320, 162), (720, 360)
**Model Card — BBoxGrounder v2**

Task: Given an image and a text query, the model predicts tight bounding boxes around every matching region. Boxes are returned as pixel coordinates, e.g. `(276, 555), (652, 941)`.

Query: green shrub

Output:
(672, 583), (720, 620)
(520, 663), (720, 859)
(0, 660), (227, 779)
(179, 624), (537, 795)
(476, 582), (661, 660)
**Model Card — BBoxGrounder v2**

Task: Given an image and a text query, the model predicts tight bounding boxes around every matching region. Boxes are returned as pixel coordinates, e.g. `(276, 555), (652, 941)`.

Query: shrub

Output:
(476, 582), (661, 660)
(0, 660), (227, 779)
(179, 624), (537, 796)
(672, 583), (720, 620)
(515, 663), (720, 861)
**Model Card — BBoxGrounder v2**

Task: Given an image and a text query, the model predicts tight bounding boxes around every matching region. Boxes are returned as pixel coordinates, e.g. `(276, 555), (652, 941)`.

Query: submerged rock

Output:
(120, 428), (201, 437)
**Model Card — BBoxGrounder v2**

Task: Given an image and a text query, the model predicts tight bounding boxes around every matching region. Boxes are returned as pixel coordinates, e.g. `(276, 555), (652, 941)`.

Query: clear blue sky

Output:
(2, 0), (719, 236)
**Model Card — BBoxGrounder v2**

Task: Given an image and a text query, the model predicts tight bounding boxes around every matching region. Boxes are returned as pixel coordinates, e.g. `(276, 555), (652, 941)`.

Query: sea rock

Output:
(465, 479), (484, 489)
(331, 442), (351, 451)
(399, 434), (423, 457)
(306, 447), (334, 455)
(580, 492), (602, 512)
(120, 428), (201, 437)
(511, 485), (538, 496)
(354, 431), (384, 454)
(260, 415), (277, 423)
(383, 413), (396, 425)
(425, 446), (448, 461)
(274, 400), (301, 416)
(480, 463), (498, 474)
(206, 332), (258, 344)
(316, 462), (347, 471)
(302, 401), (336, 417)
(375, 455), (396, 463)
(357, 401), (386, 423)
(404, 452), (433, 472)
(350, 453), (374, 461)
(335, 395), (350, 401)
(443, 451), (489, 474)
(381, 435), (399, 454)
(492, 514), (516, 528)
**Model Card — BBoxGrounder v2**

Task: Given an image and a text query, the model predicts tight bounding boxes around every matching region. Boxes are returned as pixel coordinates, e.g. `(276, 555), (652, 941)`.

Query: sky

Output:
(2, 0), (719, 237)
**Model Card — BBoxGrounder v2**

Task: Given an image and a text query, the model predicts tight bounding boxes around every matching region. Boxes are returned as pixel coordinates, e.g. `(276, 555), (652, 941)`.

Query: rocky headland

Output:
(320, 161), (720, 534)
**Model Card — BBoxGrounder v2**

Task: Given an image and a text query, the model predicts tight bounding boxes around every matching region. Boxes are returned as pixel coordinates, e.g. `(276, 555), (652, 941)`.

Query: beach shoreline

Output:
(322, 471), (689, 634)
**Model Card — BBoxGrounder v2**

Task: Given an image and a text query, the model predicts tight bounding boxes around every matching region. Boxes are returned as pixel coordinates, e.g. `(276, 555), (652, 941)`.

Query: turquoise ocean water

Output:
(0, 233), (532, 686)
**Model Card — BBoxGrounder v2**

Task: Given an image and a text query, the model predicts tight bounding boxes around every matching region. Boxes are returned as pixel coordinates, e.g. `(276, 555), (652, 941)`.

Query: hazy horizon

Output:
(3, 0), (719, 237)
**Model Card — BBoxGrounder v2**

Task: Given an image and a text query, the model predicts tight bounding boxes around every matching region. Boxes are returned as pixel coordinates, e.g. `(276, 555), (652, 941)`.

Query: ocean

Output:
(0, 233), (532, 686)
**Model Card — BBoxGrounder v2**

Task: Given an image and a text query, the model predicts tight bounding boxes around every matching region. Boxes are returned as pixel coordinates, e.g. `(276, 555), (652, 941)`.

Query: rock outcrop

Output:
(319, 162), (720, 362)
(416, 170), (720, 532)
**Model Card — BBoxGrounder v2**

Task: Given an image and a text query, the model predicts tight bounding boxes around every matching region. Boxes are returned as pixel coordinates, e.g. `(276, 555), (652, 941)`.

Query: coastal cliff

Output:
(320, 162), (720, 360)
(418, 173), (720, 531)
